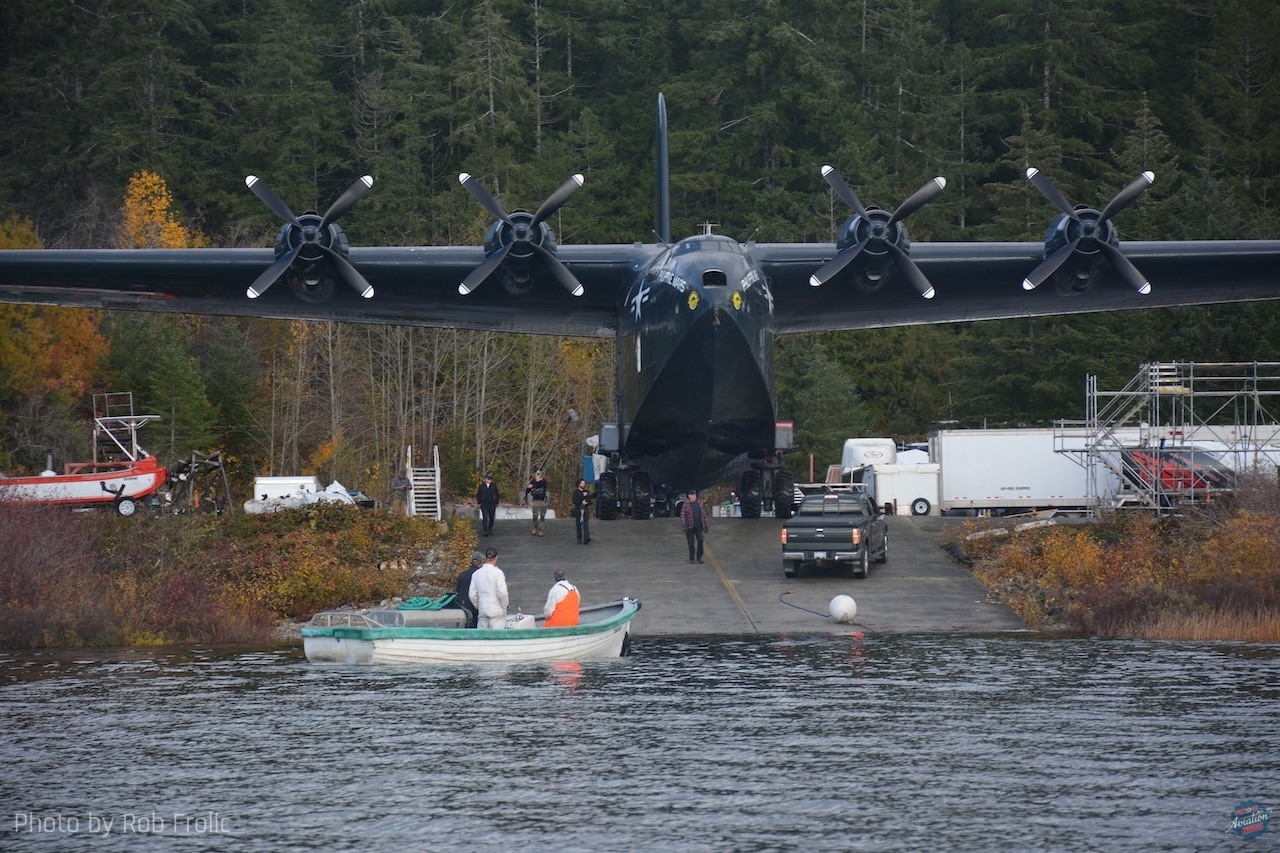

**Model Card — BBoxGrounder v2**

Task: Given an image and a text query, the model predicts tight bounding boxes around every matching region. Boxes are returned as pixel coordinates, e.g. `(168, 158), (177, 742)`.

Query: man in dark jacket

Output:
(476, 473), (499, 536)
(571, 479), (593, 544)
(455, 551), (483, 628)
(680, 489), (708, 563)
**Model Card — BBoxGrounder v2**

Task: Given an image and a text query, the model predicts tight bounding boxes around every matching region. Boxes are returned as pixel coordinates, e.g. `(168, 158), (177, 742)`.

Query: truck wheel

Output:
(596, 472), (617, 520)
(875, 531), (889, 563)
(910, 498), (931, 516)
(739, 470), (762, 518)
(851, 549), (869, 579)
(631, 472), (652, 520)
(783, 560), (799, 578)
(773, 469), (796, 520)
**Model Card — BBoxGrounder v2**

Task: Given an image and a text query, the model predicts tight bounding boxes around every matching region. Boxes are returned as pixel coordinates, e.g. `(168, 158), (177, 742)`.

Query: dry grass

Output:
(1124, 610), (1280, 642)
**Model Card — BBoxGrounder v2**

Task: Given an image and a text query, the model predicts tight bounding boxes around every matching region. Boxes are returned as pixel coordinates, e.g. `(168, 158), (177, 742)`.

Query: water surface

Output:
(2, 634), (1277, 851)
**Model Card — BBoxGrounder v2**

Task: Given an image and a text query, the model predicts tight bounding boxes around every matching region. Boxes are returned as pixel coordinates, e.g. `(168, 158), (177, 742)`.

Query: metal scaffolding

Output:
(1056, 362), (1280, 515)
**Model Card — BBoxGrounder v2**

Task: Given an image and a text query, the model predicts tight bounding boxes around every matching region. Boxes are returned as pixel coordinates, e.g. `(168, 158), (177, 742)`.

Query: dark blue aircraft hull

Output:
(617, 243), (777, 492)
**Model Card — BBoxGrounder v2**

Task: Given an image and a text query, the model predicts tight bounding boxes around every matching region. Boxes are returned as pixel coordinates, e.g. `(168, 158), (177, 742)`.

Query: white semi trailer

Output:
(929, 428), (1120, 515)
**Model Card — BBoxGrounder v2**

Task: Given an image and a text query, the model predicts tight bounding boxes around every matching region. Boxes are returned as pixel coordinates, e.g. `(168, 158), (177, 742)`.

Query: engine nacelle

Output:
(835, 207), (910, 293)
(482, 210), (560, 296)
(272, 212), (352, 303)
(1039, 208), (1117, 295)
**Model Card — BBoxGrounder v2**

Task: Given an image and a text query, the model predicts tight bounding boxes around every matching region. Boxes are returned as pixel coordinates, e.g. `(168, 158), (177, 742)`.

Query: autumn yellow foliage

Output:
(0, 216), (110, 404)
(117, 170), (209, 249)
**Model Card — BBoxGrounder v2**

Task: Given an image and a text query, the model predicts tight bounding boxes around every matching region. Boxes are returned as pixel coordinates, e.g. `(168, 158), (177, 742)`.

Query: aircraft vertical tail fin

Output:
(656, 93), (670, 245)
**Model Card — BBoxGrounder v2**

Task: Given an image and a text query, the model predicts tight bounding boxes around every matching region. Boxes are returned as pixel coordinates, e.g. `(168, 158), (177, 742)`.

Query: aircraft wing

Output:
(0, 244), (660, 338)
(755, 240), (1280, 333)
(2, 239), (1279, 337)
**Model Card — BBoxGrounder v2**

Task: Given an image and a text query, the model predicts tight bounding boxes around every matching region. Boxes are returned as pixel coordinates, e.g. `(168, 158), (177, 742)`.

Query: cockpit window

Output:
(703, 270), (728, 287)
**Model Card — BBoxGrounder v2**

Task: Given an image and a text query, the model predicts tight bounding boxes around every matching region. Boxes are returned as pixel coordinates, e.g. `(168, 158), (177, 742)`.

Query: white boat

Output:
(302, 598), (641, 664)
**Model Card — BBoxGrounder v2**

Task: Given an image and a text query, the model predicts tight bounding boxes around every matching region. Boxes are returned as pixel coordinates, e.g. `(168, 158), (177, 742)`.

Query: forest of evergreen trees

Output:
(0, 0), (1277, 502)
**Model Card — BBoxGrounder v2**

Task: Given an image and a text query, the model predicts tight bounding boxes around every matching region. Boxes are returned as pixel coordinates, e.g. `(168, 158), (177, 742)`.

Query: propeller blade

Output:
(247, 245), (302, 299)
(1099, 171), (1155, 223)
(458, 243), (513, 295)
(318, 245), (374, 298)
(808, 238), (869, 287)
(531, 243), (585, 296)
(1097, 241), (1151, 294)
(885, 242), (935, 299)
(532, 174), (585, 226)
(820, 166), (868, 220)
(320, 175), (374, 229)
(245, 175), (299, 225)
(1026, 168), (1079, 221)
(889, 177), (947, 225)
(458, 173), (511, 223)
(1021, 238), (1080, 291)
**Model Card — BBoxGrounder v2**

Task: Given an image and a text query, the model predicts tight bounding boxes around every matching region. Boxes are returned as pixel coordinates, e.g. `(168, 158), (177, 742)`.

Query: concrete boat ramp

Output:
(475, 514), (1025, 636)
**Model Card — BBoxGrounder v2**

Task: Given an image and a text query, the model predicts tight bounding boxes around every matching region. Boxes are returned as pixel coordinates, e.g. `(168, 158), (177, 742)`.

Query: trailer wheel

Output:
(910, 498), (931, 516)
(115, 497), (138, 517)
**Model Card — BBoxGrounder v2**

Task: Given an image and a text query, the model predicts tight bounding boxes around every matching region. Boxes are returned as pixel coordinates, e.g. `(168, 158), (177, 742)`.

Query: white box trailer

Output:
(872, 463), (941, 517)
(253, 475), (322, 501)
(929, 428), (1119, 514)
(841, 438), (897, 469)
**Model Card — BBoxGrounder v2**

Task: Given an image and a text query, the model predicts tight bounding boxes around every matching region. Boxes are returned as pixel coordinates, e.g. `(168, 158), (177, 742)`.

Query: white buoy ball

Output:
(829, 595), (857, 623)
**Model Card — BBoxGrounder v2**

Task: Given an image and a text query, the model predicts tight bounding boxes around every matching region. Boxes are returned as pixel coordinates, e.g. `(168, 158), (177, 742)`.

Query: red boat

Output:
(0, 393), (168, 516)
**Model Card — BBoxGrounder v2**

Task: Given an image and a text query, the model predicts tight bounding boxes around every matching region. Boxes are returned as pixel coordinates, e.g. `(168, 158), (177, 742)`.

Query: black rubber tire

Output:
(739, 469), (762, 518)
(852, 548), (869, 578)
(773, 468), (796, 519)
(783, 560), (800, 578)
(876, 530), (889, 563)
(597, 472), (617, 520)
(911, 498), (931, 516)
(631, 471), (652, 520)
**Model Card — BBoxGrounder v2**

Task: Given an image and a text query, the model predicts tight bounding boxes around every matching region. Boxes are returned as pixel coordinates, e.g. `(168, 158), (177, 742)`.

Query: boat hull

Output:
(302, 598), (640, 664)
(0, 456), (167, 506)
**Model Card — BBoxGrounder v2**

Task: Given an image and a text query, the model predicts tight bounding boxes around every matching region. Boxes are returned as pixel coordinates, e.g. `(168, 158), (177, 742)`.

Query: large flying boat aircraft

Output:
(1, 95), (1278, 519)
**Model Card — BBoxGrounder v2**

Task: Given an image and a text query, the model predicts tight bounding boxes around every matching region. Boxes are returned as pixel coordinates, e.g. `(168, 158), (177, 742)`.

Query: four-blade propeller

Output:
(810, 166), (946, 299)
(245, 174), (375, 299)
(238, 167), (1154, 304)
(1023, 168), (1154, 294)
(457, 172), (586, 297)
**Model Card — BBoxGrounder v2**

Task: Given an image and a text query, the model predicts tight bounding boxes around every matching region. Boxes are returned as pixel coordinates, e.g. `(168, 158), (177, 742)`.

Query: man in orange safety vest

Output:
(541, 569), (580, 627)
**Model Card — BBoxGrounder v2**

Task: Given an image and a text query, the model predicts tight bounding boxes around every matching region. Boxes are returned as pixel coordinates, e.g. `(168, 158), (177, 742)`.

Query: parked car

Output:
(780, 491), (888, 578)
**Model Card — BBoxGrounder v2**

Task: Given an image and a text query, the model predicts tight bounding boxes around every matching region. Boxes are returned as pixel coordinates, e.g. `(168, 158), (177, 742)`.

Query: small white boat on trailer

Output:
(0, 392), (167, 516)
(302, 598), (641, 664)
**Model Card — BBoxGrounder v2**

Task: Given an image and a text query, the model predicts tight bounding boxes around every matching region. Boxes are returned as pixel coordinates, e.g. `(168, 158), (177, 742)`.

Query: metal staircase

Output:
(407, 445), (442, 521)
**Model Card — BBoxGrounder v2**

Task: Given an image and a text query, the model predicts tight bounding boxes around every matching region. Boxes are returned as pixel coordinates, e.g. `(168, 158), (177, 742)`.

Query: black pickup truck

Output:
(780, 491), (888, 578)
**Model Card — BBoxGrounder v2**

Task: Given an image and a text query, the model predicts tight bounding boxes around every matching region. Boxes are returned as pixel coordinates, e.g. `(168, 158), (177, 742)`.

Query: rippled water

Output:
(2, 635), (1278, 852)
